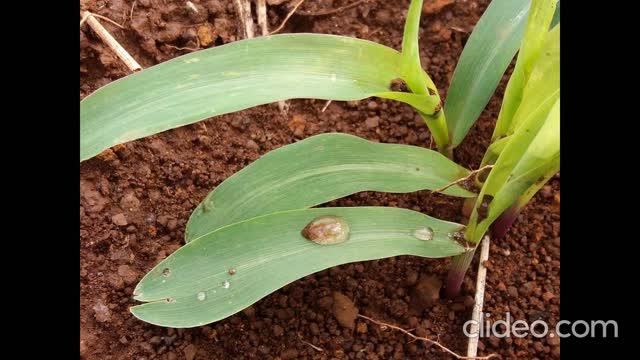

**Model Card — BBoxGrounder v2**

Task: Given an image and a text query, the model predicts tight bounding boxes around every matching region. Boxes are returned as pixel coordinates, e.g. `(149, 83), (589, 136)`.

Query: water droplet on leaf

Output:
(202, 199), (213, 212)
(197, 292), (206, 301)
(413, 227), (434, 241)
(228, 268), (236, 275)
(161, 268), (171, 277)
(301, 215), (350, 245)
(222, 280), (230, 289)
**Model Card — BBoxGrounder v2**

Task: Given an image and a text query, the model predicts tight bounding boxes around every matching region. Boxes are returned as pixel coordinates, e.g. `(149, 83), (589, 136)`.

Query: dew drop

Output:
(228, 268), (236, 275)
(301, 215), (350, 245)
(202, 199), (213, 212)
(222, 280), (230, 289)
(161, 268), (171, 277)
(197, 291), (206, 301)
(413, 227), (434, 241)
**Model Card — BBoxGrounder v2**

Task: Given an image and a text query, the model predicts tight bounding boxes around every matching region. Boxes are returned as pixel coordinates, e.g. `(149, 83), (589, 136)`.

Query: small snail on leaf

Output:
(301, 215), (350, 245)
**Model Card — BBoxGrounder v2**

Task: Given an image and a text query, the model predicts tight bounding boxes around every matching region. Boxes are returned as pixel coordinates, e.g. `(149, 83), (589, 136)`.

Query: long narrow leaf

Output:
(488, 154), (559, 238)
(132, 207), (467, 327)
(444, 0), (531, 148)
(400, 0), (450, 153)
(551, 0), (560, 28)
(479, 23), (559, 169)
(492, 0), (558, 141)
(401, 0), (424, 86)
(80, 34), (440, 161)
(480, 135), (511, 167)
(507, 24), (559, 134)
(466, 98), (559, 242)
(186, 133), (473, 242)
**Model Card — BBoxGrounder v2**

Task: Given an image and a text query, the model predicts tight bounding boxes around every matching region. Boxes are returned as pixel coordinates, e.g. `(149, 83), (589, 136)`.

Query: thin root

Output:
(165, 43), (200, 52)
(129, 0), (137, 21)
(450, 26), (469, 33)
(298, 333), (324, 352)
(80, 11), (125, 29)
(357, 314), (500, 360)
(321, 100), (332, 112)
(432, 165), (494, 194)
(270, 0), (306, 35)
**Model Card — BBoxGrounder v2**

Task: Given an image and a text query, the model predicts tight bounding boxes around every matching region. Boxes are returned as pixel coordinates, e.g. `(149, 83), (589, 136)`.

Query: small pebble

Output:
(184, 344), (197, 360)
(112, 213), (128, 226)
(365, 116), (380, 128)
(273, 324), (284, 337)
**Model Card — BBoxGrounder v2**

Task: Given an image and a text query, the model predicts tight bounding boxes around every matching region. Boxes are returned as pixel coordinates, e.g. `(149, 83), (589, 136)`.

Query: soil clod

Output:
(411, 274), (442, 309)
(332, 291), (358, 329)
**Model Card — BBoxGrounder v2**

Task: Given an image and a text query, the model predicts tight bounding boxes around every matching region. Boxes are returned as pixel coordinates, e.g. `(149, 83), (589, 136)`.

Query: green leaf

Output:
(466, 98), (559, 242)
(132, 207), (467, 328)
(400, 0), (450, 154)
(466, 23), (560, 242)
(80, 34), (440, 162)
(444, 0), (531, 148)
(186, 133), (473, 242)
(505, 24), (559, 135)
(492, 0), (558, 141)
(401, 0), (424, 83)
(550, 1), (560, 28)
(479, 22), (559, 169)
(480, 135), (511, 168)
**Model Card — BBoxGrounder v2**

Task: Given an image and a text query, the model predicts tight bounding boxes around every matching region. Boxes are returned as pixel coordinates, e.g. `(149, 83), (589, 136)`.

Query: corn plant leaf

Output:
(465, 24), (560, 242)
(186, 133), (473, 242)
(398, 0), (450, 152)
(508, 25), (559, 134)
(132, 207), (467, 327)
(444, 0), (531, 148)
(478, 14), (559, 170)
(480, 135), (511, 167)
(80, 34), (441, 161)
(489, 154), (559, 238)
(466, 98), (559, 242)
(401, 0), (426, 88)
(492, 0), (558, 141)
(551, 1), (560, 28)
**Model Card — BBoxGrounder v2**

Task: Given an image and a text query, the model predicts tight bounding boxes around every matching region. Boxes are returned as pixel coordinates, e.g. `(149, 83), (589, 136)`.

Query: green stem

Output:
(400, 0), (451, 154)
(442, 144), (454, 160)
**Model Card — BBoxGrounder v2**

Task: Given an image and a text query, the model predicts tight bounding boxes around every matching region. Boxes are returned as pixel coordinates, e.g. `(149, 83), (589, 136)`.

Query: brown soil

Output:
(80, 1), (560, 359)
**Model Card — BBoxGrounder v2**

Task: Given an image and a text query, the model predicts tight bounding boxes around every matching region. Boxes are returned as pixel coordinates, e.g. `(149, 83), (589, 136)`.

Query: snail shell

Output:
(301, 215), (350, 245)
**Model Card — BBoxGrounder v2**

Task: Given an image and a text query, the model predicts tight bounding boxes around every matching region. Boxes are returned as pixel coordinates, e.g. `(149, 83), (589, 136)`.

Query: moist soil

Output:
(80, 1), (560, 359)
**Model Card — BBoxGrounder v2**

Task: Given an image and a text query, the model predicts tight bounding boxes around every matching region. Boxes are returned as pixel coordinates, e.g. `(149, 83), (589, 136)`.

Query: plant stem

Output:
(443, 249), (476, 299)
(442, 144), (454, 160)
(490, 204), (520, 239)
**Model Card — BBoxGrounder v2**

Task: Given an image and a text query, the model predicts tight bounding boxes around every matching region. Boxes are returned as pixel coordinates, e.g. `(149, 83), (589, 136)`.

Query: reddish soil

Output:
(80, 1), (560, 359)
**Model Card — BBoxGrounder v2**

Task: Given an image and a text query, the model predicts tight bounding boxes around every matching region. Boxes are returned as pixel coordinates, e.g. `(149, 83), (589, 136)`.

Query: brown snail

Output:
(301, 215), (350, 245)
